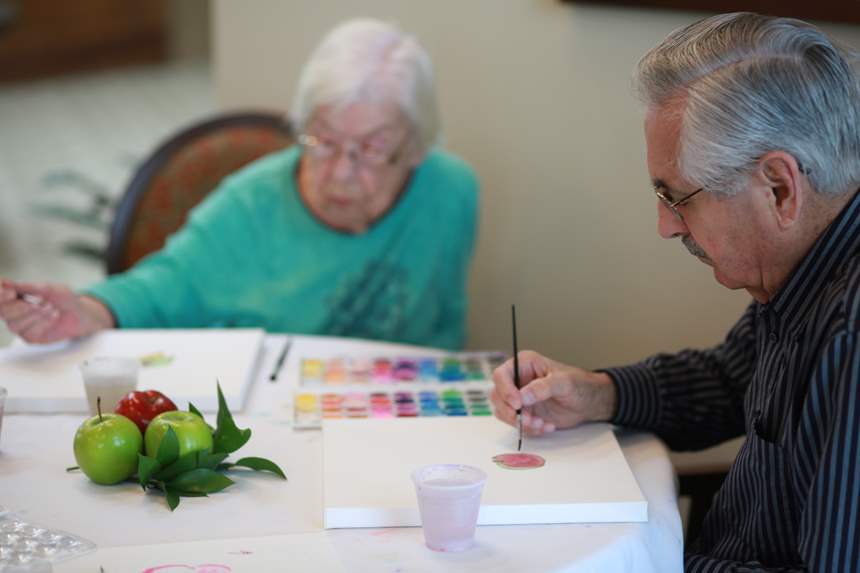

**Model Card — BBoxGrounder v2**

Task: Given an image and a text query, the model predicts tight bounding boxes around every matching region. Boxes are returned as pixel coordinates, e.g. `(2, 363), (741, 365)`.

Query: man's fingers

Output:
(521, 411), (554, 436)
(521, 372), (573, 406)
(491, 358), (523, 410)
(490, 387), (517, 427)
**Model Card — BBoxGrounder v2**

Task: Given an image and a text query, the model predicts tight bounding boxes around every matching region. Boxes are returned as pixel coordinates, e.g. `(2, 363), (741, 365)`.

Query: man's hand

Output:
(0, 279), (115, 343)
(490, 350), (617, 436)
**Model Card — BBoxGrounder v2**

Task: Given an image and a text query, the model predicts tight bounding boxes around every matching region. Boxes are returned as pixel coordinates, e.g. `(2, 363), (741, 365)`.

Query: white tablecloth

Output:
(0, 334), (683, 572)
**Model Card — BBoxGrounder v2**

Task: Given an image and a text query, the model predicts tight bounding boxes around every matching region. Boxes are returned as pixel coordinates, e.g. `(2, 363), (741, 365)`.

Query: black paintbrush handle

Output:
(512, 304), (520, 412)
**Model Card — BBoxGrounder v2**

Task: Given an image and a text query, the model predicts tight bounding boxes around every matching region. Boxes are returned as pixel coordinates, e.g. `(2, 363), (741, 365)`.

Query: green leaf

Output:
(197, 450), (229, 470)
(165, 487), (181, 511)
(222, 456), (287, 480)
(156, 426), (180, 466)
(173, 491), (209, 498)
(188, 401), (204, 417)
(166, 468), (234, 494)
(188, 402), (215, 433)
(138, 454), (162, 489)
(154, 451), (200, 481)
(212, 381), (252, 454)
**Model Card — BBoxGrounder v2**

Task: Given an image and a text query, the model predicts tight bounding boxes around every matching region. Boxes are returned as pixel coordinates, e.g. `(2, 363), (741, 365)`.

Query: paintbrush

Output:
(512, 304), (523, 452)
(268, 336), (293, 382)
(15, 291), (43, 305)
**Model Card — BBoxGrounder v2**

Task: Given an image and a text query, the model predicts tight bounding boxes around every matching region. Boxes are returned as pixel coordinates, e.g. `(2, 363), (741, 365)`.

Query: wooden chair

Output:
(105, 111), (294, 274)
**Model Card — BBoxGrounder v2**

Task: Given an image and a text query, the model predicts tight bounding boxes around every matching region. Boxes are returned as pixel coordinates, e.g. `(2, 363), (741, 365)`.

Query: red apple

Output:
(115, 389), (178, 434)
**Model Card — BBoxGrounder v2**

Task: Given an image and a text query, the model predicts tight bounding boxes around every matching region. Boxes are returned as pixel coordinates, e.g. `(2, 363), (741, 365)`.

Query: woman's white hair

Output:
(635, 12), (860, 196)
(290, 18), (440, 154)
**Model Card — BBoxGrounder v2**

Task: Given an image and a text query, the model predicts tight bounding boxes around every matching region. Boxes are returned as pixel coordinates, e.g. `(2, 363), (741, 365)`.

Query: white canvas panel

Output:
(0, 329), (264, 413)
(323, 417), (647, 528)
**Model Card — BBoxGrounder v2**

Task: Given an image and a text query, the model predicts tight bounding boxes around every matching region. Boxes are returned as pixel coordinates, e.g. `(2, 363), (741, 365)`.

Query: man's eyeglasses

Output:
(655, 187), (704, 222)
(298, 132), (407, 169)
(654, 160), (812, 222)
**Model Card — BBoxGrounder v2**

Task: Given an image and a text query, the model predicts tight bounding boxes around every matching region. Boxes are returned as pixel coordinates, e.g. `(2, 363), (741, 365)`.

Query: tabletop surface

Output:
(0, 334), (683, 573)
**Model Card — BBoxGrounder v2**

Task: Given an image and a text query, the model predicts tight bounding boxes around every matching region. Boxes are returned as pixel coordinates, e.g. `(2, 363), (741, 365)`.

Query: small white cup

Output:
(79, 357), (139, 415)
(412, 464), (487, 552)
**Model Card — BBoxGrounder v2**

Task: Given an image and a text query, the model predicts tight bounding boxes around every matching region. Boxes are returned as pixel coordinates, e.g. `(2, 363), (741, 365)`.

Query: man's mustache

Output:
(682, 236), (709, 259)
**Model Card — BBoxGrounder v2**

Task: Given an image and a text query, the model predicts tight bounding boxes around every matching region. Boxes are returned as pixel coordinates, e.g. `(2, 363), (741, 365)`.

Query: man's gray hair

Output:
(290, 18), (440, 154)
(635, 12), (860, 196)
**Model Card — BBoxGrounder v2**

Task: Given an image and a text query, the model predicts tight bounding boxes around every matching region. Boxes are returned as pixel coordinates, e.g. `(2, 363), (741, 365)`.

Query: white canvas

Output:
(322, 417), (647, 528)
(0, 329), (264, 414)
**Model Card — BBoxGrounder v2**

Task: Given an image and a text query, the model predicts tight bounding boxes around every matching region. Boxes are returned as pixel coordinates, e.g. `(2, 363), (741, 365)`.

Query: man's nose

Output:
(657, 201), (688, 239)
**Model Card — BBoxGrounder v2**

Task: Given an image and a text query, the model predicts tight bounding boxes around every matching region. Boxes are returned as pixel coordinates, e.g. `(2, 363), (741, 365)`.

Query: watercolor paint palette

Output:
(300, 352), (507, 387)
(294, 386), (494, 428)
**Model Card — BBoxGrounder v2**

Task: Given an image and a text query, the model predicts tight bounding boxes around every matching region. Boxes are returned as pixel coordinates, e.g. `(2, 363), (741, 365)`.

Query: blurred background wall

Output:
(0, 0), (214, 348)
(1, 0), (858, 369)
(213, 0), (860, 369)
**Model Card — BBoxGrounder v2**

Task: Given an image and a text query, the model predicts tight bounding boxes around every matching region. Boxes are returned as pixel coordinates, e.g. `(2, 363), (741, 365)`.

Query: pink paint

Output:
(492, 453), (546, 470)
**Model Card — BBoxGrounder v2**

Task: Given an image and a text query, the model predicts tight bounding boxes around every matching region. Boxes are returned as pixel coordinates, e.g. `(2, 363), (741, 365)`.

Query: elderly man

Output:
(492, 13), (860, 571)
(0, 19), (478, 350)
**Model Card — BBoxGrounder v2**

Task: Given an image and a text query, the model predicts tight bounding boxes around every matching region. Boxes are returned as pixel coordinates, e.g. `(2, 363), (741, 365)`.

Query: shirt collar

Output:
(768, 187), (860, 331)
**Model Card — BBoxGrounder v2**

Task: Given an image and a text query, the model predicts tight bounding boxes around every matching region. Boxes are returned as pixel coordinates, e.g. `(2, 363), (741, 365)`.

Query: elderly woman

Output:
(0, 19), (478, 350)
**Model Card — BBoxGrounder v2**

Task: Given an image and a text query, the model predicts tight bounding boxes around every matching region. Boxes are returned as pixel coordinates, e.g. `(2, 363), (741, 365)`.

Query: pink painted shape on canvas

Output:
(492, 453), (546, 470)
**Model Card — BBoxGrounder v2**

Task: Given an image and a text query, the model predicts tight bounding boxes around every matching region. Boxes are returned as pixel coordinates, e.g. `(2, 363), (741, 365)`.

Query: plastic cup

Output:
(79, 357), (139, 415)
(411, 464), (487, 552)
(0, 386), (6, 446)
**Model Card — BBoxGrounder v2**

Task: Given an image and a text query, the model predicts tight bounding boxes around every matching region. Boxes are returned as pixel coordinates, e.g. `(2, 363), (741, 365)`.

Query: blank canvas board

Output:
(0, 329), (264, 414)
(322, 417), (647, 528)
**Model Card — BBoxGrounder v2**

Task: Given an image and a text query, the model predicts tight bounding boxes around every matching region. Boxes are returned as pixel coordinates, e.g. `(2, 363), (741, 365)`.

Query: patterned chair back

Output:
(105, 111), (293, 274)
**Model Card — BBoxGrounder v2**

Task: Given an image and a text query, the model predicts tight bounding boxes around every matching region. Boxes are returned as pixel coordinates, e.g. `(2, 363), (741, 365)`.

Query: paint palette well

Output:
(294, 387), (494, 428)
(300, 352), (507, 386)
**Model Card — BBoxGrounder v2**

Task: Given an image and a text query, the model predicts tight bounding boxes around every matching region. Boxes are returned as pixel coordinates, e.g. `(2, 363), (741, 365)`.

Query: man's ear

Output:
(756, 151), (805, 230)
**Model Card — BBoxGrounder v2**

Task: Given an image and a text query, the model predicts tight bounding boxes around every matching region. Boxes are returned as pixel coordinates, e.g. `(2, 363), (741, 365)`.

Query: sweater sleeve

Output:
(83, 180), (262, 328)
(603, 302), (757, 451)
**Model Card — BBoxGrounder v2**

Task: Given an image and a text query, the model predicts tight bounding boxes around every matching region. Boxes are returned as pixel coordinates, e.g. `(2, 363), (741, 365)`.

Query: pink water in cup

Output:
(411, 464), (487, 552)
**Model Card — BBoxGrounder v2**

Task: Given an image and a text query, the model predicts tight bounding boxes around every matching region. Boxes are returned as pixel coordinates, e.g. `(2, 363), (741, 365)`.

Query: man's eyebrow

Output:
(652, 178), (682, 199)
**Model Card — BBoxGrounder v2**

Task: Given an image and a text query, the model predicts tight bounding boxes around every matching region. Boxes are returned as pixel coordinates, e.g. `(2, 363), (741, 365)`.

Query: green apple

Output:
(145, 410), (213, 458)
(73, 413), (143, 485)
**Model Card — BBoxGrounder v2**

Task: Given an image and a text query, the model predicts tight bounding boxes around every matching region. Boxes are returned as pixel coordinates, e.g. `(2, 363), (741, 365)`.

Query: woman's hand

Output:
(0, 279), (115, 343)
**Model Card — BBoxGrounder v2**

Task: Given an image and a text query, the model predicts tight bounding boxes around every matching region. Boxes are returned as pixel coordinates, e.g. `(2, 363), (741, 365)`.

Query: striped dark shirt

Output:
(606, 188), (860, 572)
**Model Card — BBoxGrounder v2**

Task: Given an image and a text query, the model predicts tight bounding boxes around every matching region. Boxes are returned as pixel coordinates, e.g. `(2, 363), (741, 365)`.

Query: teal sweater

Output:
(86, 146), (478, 350)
